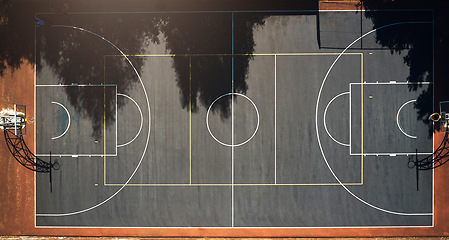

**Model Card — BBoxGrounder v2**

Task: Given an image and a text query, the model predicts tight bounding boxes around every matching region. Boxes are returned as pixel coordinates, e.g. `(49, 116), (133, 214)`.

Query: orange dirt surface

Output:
(319, 0), (361, 10)
(0, 60), (36, 236)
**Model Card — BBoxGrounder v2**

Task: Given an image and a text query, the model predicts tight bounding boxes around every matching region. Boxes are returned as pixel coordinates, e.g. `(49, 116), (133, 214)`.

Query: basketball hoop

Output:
(25, 117), (35, 124)
(429, 112), (441, 122)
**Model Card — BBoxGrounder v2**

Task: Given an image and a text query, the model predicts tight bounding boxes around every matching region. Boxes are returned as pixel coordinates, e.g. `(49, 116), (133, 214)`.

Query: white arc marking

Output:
(51, 101), (71, 140)
(396, 99), (417, 139)
(324, 92), (350, 147)
(206, 93), (259, 147)
(116, 93), (144, 147)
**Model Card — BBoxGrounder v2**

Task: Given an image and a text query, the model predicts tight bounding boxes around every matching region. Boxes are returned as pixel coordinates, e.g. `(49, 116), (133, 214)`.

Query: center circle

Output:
(206, 93), (259, 147)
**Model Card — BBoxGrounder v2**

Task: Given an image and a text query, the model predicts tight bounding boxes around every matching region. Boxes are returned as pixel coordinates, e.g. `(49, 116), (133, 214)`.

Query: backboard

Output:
(440, 101), (449, 132)
(0, 104), (27, 135)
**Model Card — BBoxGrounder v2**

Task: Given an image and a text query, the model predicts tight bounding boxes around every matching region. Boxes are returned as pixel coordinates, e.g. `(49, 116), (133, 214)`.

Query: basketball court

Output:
(26, 8), (437, 232)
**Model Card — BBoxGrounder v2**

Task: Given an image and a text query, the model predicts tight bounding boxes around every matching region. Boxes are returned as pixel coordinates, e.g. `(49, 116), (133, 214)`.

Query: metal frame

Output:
(14, 104), (27, 136)
(4, 127), (53, 173)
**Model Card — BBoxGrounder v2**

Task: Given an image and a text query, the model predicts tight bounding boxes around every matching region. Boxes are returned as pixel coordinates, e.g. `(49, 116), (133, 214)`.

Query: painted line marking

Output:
(36, 84), (117, 87)
(104, 84), (107, 187)
(189, 56), (192, 185)
(360, 53), (364, 185)
(50, 102), (71, 140)
(206, 93), (260, 147)
(350, 152), (433, 156)
(116, 93), (144, 147)
(104, 182), (364, 187)
(35, 154), (117, 157)
(106, 52), (364, 57)
(323, 92), (350, 147)
(396, 99), (418, 139)
(274, 54), (277, 184)
(350, 82), (432, 85)
(35, 9), (373, 14)
(231, 12), (234, 228)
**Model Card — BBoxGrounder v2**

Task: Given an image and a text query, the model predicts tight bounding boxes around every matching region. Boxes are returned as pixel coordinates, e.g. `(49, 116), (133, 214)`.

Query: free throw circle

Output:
(206, 93), (259, 147)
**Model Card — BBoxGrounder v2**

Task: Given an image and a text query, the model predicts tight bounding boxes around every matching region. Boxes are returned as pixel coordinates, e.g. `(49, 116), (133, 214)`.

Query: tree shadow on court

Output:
(0, 1), (36, 77)
(36, 13), (267, 137)
(2, 0), (317, 137)
(157, 13), (266, 118)
(36, 14), (161, 139)
(360, 0), (443, 136)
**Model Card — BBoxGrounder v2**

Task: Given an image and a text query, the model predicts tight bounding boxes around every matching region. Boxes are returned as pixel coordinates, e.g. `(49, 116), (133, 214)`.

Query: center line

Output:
(231, 12), (235, 228)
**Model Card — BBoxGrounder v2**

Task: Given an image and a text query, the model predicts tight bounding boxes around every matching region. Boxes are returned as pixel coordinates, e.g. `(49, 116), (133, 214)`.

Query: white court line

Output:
(36, 84), (117, 87)
(36, 24), (151, 217)
(206, 93), (260, 147)
(116, 93), (143, 148)
(231, 12), (235, 228)
(349, 83), (352, 154)
(350, 82), (432, 85)
(34, 14), (37, 227)
(324, 92), (350, 147)
(35, 154), (117, 157)
(350, 152), (433, 156)
(315, 21), (433, 216)
(396, 99), (418, 139)
(50, 101), (71, 140)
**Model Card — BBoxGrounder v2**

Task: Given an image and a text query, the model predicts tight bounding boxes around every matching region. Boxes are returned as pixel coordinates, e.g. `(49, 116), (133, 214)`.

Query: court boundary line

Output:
(274, 55), (277, 184)
(103, 183), (363, 186)
(231, 12), (235, 227)
(349, 81), (433, 156)
(105, 53), (363, 57)
(32, 13), (435, 228)
(34, 224), (433, 229)
(34, 13), (37, 228)
(35, 9), (436, 15)
(432, 10), (435, 227)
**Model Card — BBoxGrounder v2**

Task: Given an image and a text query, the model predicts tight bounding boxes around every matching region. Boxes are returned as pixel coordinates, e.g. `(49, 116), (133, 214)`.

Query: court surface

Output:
(35, 10), (434, 228)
